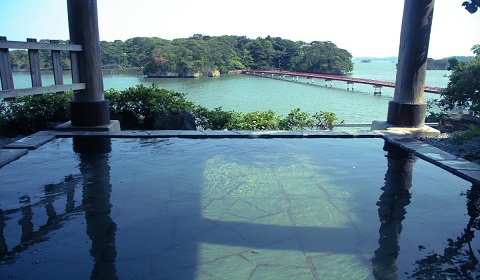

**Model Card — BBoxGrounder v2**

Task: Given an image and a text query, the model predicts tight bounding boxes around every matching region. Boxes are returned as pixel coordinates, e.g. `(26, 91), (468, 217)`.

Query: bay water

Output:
(10, 61), (450, 123)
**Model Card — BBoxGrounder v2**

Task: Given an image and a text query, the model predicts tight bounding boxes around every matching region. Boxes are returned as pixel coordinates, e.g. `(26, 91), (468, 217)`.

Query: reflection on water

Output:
(76, 138), (118, 280)
(372, 142), (415, 279)
(0, 138), (476, 279)
(410, 183), (480, 279)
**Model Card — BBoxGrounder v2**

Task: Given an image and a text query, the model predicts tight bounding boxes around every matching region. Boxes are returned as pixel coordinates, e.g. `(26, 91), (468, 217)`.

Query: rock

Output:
(207, 70), (220, 77)
(111, 112), (139, 129)
(144, 111), (196, 130)
(438, 114), (480, 133)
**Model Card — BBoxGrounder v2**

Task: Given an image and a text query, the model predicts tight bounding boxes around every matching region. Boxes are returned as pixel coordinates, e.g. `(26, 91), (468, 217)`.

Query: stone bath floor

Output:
(0, 130), (479, 279)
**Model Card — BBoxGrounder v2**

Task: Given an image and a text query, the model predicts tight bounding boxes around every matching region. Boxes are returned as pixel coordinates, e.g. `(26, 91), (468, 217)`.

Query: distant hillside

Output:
(427, 56), (475, 70)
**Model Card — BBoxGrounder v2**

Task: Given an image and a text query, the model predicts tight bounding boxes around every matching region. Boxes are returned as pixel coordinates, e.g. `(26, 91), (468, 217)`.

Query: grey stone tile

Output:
(177, 130), (208, 138)
(147, 130), (181, 137)
(203, 130), (244, 138)
(0, 149), (28, 168)
(457, 170), (480, 185)
(4, 135), (55, 150)
(436, 159), (480, 171)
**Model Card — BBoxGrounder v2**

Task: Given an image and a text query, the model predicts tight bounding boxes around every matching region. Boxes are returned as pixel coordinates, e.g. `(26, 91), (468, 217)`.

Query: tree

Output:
(448, 57), (460, 70)
(463, 0), (480, 13)
(472, 44), (480, 56)
(437, 49), (480, 115)
(293, 41), (353, 74)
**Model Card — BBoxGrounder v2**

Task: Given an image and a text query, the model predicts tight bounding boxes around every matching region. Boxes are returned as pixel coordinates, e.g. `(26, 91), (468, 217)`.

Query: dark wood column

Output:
(387, 0), (435, 127)
(67, 0), (110, 126)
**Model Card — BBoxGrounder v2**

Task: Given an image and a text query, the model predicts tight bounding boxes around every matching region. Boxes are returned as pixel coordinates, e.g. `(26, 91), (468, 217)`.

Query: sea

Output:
(10, 60), (450, 123)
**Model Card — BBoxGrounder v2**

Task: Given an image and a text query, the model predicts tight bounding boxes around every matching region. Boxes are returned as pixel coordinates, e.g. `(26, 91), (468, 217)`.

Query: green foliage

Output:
(194, 107), (344, 131)
(425, 111), (441, 123)
(105, 84), (195, 120)
(453, 123), (480, 141)
(193, 106), (234, 130)
(8, 39), (72, 71)
(472, 44), (480, 56)
(426, 57), (474, 70)
(313, 111), (345, 129)
(228, 110), (280, 130)
(427, 57), (450, 70)
(463, 0), (480, 13)
(8, 35), (353, 75)
(278, 108), (314, 130)
(436, 55), (480, 114)
(0, 92), (73, 136)
(294, 41), (353, 74)
(0, 84), (344, 135)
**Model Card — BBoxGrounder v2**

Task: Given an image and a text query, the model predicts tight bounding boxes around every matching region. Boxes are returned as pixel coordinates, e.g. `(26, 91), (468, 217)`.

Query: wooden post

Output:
(27, 38), (42, 87)
(50, 40), (64, 86)
(0, 36), (14, 90)
(387, 0), (435, 127)
(67, 0), (110, 127)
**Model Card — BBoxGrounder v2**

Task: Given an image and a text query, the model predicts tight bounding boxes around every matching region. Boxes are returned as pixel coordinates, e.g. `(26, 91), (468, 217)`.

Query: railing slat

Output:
(27, 38), (42, 87)
(70, 51), (80, 84)
(0, 83), (86, 99)
(50, 40), (64, 85)
(0, 36), (15, 90)
(0, 39), (82, 52)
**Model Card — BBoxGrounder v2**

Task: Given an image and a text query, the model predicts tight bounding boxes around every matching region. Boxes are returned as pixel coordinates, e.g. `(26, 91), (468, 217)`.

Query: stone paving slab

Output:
(0, 149), (28, 168)
(146, 130), (181, 137)
(4, 135), (56, 150)
(177, 130), (208, 137)
(384, 135), (480, 185)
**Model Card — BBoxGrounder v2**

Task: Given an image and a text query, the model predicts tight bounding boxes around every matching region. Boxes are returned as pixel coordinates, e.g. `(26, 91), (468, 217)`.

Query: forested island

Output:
(427, 56), (474, 70)
(8, 35), (354, 77)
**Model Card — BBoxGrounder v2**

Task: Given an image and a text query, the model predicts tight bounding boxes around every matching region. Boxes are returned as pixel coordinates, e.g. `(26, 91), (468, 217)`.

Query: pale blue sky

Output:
(0, 0), (478, 58)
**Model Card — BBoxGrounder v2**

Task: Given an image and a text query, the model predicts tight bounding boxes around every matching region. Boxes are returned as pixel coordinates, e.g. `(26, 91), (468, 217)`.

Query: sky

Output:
(0, 0), (478, 59)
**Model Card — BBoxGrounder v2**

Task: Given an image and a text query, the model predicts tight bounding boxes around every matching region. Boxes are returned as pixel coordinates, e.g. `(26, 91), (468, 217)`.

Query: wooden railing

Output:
(0, 36), (86, 99)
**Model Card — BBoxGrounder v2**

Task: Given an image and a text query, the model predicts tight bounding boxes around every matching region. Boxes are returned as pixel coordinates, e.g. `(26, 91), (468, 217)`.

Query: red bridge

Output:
(242, 70), (443, 94)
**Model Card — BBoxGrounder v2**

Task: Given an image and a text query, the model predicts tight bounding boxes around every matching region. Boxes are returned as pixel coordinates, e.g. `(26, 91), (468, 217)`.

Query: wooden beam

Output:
(0, 40), (82, 52)
(0, 83), (86, 99)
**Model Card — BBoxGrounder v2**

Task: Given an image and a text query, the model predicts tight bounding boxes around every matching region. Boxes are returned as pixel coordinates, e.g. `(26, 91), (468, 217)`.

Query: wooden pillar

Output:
(67, 0), (110, 127)
(0, 36), (14, 90)
(387, 0), (435, 127)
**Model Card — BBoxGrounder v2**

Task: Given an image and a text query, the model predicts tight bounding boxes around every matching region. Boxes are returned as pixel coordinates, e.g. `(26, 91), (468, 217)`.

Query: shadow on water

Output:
(74, 137), (118, 279)
(0, 137), (478, 279)
(371, 142), (415, 279)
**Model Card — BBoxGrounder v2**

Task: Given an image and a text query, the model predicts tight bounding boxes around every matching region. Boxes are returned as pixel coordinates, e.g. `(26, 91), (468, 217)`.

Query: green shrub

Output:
(193, 106), (234, 130)
(0, 84), (345, 135)
(453, 123), (480, 141)
(105, 84), (195, 120)
(1, 92), (72, 136)
(228, 110), (280, 130)
(313, 111), (344, 129)
(278, 108), (315, 130)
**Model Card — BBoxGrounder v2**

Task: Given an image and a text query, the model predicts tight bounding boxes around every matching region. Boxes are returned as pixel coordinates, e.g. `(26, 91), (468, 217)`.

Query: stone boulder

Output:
(207, 70), (220, 77)
(144, 111), (196, 130)
(111, 112), (139, 130)
(438, 114), (480, 133)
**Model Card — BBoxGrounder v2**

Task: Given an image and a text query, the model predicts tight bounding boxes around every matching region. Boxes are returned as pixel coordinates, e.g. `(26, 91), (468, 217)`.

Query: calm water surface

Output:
(11, 61), (450, 123)
(0, 138), (475, 279)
